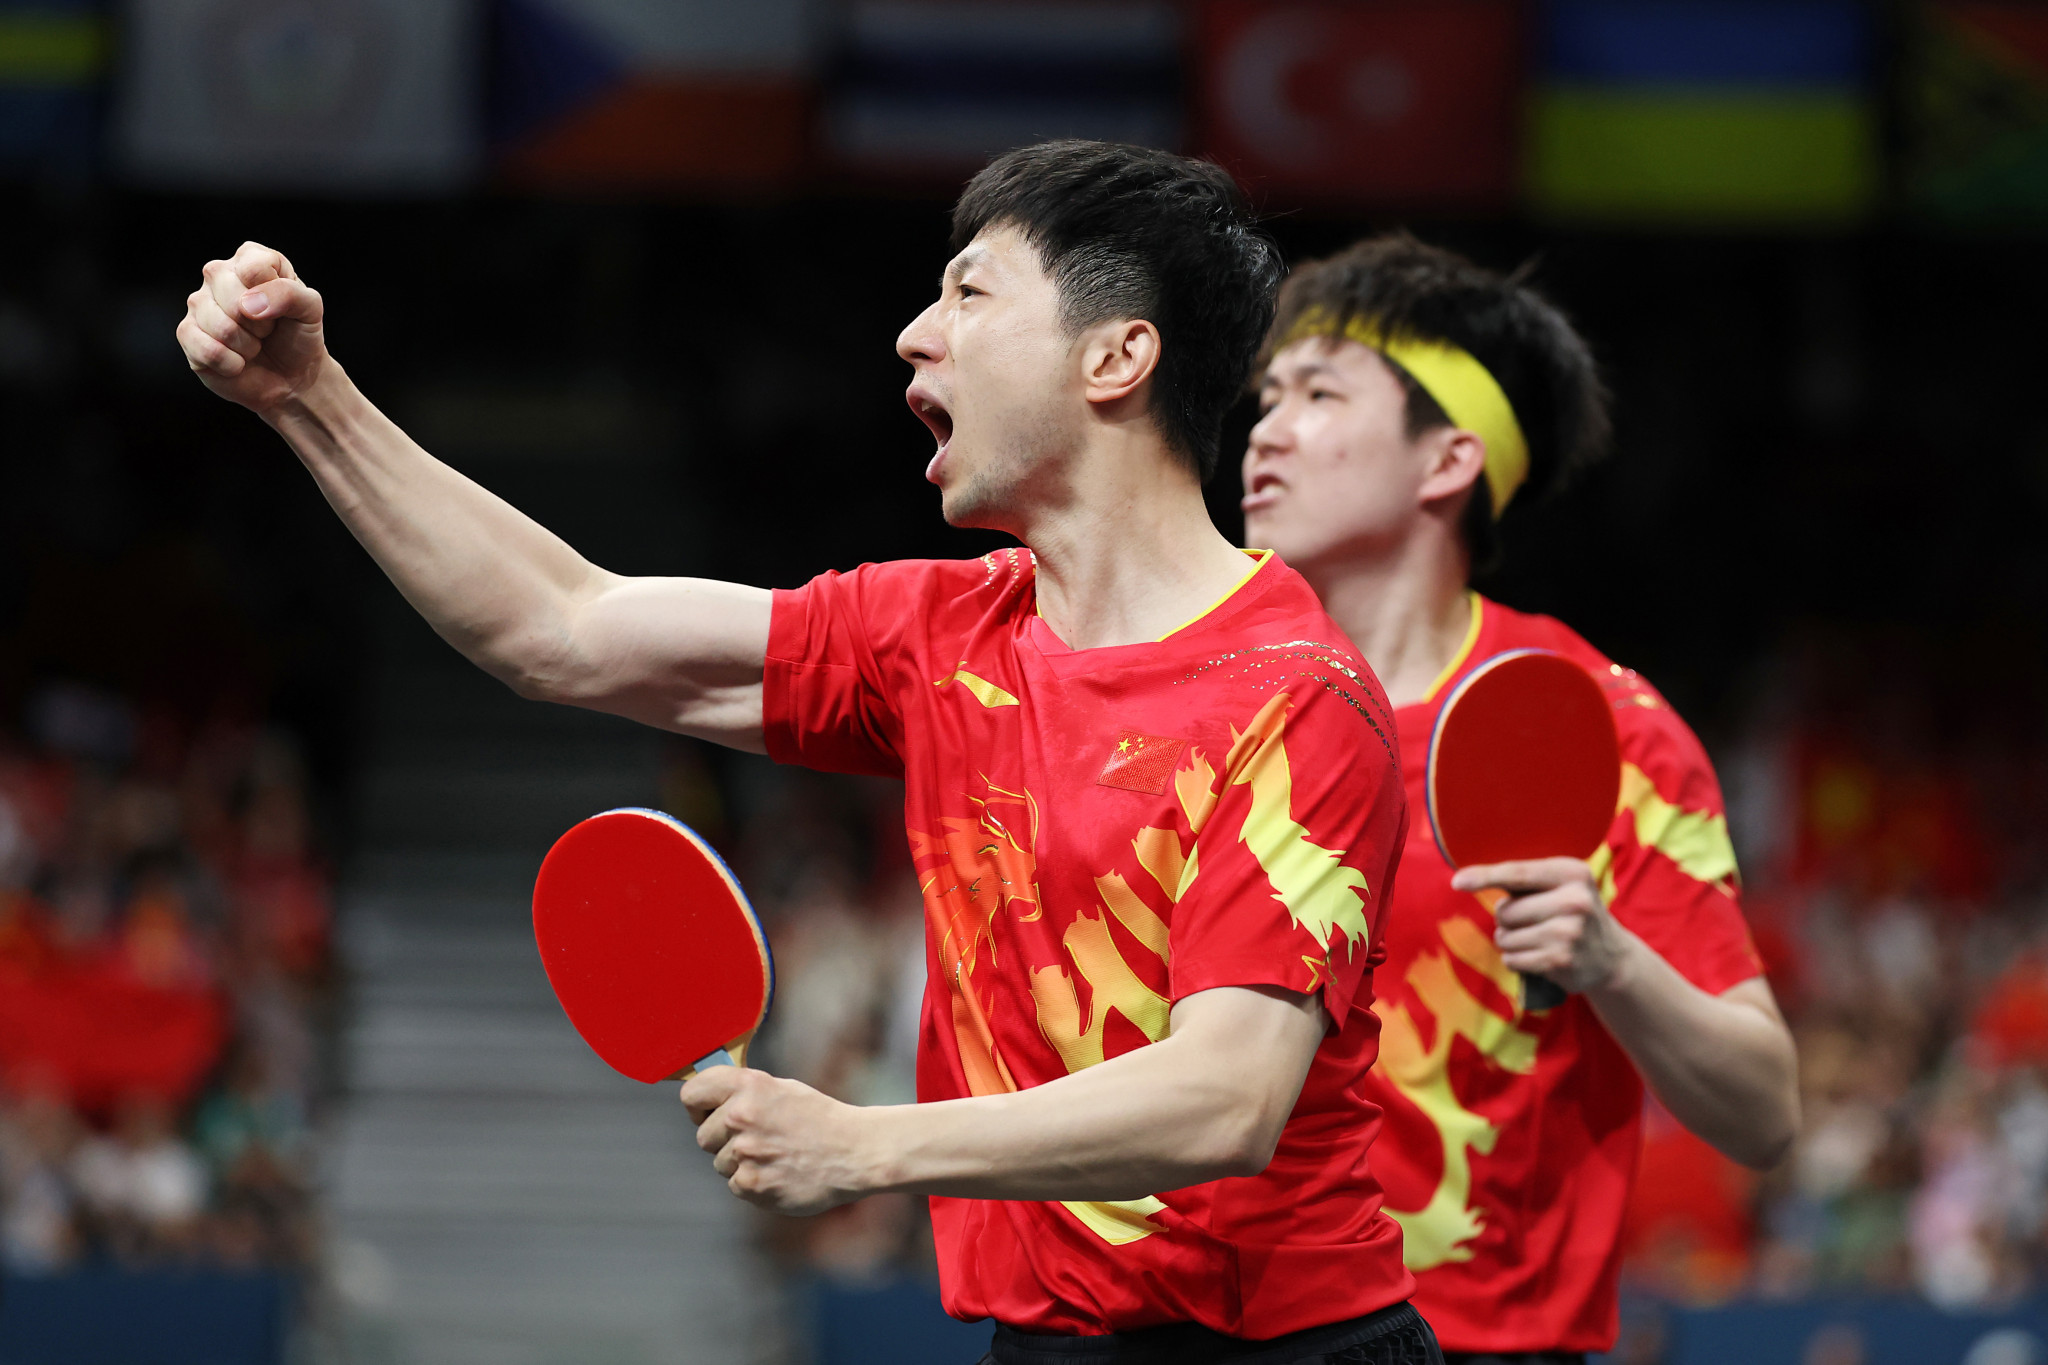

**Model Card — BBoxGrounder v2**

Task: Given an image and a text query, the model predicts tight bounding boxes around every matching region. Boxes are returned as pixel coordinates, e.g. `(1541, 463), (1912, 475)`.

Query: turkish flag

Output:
(1194, 0), (1522, 208)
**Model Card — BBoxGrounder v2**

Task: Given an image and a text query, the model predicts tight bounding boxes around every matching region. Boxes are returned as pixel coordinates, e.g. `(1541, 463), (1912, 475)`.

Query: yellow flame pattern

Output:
(1221, 693), (1374, 955)
(1373, 757), (1741, 1270)
(917, 691), (1380, 1249)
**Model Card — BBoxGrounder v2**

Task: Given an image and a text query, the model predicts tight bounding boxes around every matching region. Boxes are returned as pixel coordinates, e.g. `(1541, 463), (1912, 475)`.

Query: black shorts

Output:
(1443, 1355), (1586, 1365)
(975, 1300), (1444, 1365)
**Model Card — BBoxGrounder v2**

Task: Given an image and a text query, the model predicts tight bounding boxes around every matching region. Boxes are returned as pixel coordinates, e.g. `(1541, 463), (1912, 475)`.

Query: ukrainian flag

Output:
(1527, 0), (1879, 226)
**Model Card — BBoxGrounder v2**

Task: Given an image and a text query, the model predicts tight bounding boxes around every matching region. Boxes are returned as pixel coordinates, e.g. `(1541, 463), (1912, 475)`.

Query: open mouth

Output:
(1241, 468), (1284, 512)
(908, 388), (955, 484)
(908, 389), (954, 450)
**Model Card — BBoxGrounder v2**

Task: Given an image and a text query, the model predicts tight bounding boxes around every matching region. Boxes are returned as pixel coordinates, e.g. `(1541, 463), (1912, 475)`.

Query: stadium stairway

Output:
(309, 429), (788, 1365)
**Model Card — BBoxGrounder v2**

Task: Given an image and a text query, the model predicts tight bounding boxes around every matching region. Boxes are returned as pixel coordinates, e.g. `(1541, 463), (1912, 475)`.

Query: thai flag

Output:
(825, 0), (1183, 175)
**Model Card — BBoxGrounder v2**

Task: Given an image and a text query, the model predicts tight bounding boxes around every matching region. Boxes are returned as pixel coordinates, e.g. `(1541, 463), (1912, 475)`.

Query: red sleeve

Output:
(1166, 680), (1407, 1025)
(761, 562), (924, 779)
(1604, 694), (1764, 997)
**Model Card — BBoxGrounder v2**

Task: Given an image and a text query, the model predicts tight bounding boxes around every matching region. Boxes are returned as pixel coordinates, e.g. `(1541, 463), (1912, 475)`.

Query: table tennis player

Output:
(177, 143), (1443, 1364)
(1240, 234), (1800, 1364)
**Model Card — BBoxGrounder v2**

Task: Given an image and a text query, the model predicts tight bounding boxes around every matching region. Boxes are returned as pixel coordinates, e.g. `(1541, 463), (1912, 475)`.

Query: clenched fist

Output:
(178, 242), (329, 416)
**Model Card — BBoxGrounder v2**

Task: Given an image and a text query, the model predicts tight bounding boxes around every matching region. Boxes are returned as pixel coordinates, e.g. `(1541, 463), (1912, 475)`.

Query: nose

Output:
(1242, 400), (1292, 487)
(1247, 398), (1291, 460)
(897, 298), (947, 367)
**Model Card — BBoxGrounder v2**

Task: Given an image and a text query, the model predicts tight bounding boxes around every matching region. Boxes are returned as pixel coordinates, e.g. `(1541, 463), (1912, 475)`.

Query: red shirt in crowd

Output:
(1369, 595), (1764, 1354)
(764, 549), (1414, 1338)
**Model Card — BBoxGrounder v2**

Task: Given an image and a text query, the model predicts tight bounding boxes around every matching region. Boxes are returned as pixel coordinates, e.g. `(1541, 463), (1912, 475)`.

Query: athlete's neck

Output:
(1300, 530), (1473, 708)
(1021, 439), (1250, 652)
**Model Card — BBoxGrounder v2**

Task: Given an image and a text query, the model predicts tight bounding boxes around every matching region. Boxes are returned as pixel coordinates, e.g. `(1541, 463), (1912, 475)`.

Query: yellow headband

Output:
(1282, 311), (1531, 517)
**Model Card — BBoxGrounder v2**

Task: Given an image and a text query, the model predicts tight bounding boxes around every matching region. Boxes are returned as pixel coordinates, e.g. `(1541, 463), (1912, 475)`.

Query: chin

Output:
(940, 476), (1000, 530)
(938, 457), (1025, 532)
(944, 498), (1016, 533)
(1243, 514), (1286, 554)
(1247, 522), (1338, 573)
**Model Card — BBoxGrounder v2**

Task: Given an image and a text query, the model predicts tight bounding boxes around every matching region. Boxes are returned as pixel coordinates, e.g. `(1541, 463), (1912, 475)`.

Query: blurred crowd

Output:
(662, 745), (935, 1282)
(706, 625), (2048, 1313)
(0, 681), (331, 1277)
(8, 616), (2044, 1316)
(1618, 629), (2048, 1310)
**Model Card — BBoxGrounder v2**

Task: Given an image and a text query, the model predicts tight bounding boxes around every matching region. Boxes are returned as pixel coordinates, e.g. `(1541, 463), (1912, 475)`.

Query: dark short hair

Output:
(952, 140), (1282, 481)
(1259, 233), (1612, 573)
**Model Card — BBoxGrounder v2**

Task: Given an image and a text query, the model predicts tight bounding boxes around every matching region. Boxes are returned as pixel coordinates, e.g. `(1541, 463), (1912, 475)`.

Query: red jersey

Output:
(1368, 595), (1764, 1353)
(764, 549), (1414, 1338)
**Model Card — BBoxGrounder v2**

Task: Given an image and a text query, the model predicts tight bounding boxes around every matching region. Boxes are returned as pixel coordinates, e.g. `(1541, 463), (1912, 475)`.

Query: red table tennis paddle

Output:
(1426, 650), (1621, 1012)
(532, 808), (773, 1083)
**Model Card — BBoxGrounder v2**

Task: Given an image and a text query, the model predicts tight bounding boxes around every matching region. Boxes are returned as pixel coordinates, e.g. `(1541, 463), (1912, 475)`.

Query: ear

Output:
(1079, 318), (1163, 407)
(1417, 427), (1488, 511)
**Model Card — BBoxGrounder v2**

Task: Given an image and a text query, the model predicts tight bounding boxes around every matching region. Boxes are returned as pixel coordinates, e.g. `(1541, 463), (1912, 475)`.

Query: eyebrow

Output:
(1264, 359), (1339, 385)
(943, 246), (989, 288)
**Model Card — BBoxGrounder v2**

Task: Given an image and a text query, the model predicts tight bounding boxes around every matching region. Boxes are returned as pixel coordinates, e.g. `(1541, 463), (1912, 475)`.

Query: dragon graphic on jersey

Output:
(1371, 756), (1741, 1270)
(909, 691), (1379, 1248)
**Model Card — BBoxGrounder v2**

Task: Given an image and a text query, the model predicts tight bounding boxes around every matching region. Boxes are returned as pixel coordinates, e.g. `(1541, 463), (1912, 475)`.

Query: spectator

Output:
(0, 1090), (83, 1272)
(1621, 631), (2048, 1307)
(70, 1092), (208, 1263)
(0, 686), (333, 1273)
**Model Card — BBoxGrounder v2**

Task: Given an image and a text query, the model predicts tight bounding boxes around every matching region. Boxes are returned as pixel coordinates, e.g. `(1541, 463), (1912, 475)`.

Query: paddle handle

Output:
(675, 1035), (751, 1081)
(1521, 974), (1567, 1012)
(1473, 887), (1568, 1013)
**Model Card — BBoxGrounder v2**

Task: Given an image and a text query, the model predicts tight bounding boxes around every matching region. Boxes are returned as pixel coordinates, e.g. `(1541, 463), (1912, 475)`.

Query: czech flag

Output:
(492, 0), (813, 191)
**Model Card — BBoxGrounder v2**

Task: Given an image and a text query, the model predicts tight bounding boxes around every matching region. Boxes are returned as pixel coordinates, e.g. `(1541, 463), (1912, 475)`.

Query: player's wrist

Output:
(1580, 920), (1650, 999)
(262, 356), (351, 431)
(842, 1102), (910, 1197)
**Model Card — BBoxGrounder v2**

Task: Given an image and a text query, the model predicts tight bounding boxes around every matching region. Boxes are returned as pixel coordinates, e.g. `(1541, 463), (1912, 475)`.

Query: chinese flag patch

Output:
(1097, 730), (1188, 796)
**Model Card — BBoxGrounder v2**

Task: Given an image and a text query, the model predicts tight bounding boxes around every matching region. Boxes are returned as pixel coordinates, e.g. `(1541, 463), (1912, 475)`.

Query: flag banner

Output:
(1904, 2), (2048, 224)
(115, 0), (479, 193)
(825, 1), (1180, 176)
(0, 0), (106, 176)
(1527, 0), (1879, 225)
(491, 0), (814, 191)
(1193, 0), (1520, 210)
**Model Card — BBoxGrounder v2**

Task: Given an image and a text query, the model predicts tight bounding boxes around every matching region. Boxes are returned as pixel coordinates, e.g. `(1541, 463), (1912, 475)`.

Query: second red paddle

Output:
(1426, 649), (1621, 1012)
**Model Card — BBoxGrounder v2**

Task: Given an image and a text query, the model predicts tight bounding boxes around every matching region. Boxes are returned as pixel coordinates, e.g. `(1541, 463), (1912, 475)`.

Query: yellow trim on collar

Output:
(1157, 549), (1272, 643)
(1421, 593), (1484, 705)
(1284, 312), (1531, 517)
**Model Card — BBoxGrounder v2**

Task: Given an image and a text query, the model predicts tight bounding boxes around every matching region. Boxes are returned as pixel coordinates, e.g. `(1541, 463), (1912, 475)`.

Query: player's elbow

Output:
(1194, 1095), (1288, 1179)
(1733, 1094), (1801, 1171)
(503, 661), (589, 706)
(1707, 1077), (1800, 1170)
(491, 623), (600, 706)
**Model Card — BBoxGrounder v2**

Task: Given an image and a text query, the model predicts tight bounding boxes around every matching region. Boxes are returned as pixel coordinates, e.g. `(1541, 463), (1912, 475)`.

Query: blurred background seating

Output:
(4, 1), (2048, 1362)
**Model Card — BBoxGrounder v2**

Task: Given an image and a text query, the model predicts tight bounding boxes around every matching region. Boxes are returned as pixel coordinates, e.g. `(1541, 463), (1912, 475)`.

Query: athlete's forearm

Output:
(267, 367), (769, 742)
(845, 985), (1323, 1202)
(1584, 933), (1799, 1168)
(859, 1039), (1268, 1201)
(269, 366), (612, 678)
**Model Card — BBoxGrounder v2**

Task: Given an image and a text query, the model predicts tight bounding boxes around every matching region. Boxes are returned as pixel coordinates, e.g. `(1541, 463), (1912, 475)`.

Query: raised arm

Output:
(179, 242), (769, 751)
